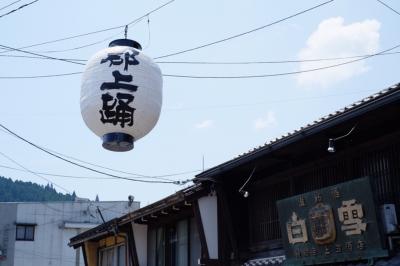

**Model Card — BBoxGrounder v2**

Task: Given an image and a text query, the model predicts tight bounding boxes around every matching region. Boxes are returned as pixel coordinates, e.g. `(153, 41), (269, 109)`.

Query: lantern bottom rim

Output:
(102, 133), (134, 152)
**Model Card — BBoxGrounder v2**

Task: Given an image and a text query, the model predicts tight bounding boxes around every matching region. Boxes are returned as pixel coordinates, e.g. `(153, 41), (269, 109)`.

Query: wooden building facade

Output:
(70, 82), (400, 266)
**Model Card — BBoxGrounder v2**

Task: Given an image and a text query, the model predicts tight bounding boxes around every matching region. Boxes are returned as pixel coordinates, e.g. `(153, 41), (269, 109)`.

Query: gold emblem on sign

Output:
(287, 212), (308, 244)
(309, 203), (336, 245)
(338, 199), (367, 235)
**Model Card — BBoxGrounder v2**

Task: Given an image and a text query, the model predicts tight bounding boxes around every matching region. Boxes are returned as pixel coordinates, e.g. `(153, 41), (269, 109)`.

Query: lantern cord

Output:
(0, 0), (22, 12)
(143, 15), (152, 50)
(0, 123), (187, 184)
(0, 0), (39, 19)
(0, 150), (71, 193)
(1, 43), (400, 79)
(0, 44), (85, 66)
(376, 0), (400, 16)
(124, 25), (128, 39)
(153, 0), (335, 59)
(0, 0), (175, 53)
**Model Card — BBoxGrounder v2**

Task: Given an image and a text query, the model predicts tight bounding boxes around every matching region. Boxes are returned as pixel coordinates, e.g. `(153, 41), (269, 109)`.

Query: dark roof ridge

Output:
(196, 82), (400, 179)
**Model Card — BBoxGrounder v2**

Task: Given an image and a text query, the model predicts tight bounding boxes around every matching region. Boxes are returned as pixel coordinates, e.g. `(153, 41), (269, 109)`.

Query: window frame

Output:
(98, 243), (127, 266)
(15, 223), (36, 241)
(148, 217), (200, 266)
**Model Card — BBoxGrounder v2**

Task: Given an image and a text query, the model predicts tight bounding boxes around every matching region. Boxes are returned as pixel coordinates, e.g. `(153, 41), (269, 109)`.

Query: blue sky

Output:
(0, 0), (399, 205)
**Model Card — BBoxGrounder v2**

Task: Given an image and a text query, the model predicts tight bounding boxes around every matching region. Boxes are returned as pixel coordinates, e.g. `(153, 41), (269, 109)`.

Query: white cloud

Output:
(296, 17), (380, 88)
(195, 119), (214, 129)
(254, 111), (277, 130)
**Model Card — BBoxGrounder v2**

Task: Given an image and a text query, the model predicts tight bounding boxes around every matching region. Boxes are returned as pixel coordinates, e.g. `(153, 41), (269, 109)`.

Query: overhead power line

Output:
(0, 44), (85, 66)
(0, 150), (71, 193)
(376, 0), (400, 16)
(0, 0), (174, 54)
(27, 17), (146, 54)
(0, 0), (39, 19)
(1, 50), (399, 65)
(162, 43), (400, 79)
(0, 54), (86, 62)
(41, 147), (200, 179)
(154, 0), (335, 59)
(0, 0), (22, 12)
(0, 71), (82, 79)
(0, 163), (200, 181)
(0, 123), (189, 185)
(1, 43), (399, 79)
(165, 89), (378, 111)
(155, 51), (400, 65)
(0, 127), (199, 180)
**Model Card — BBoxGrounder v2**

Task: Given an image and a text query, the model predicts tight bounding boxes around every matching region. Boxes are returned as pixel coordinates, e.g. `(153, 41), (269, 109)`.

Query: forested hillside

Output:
(0, 176), (76, 202)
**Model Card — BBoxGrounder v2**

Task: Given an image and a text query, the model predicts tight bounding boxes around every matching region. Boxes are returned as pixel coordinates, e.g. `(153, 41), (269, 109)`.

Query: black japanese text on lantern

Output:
(99, 50), (139, 128)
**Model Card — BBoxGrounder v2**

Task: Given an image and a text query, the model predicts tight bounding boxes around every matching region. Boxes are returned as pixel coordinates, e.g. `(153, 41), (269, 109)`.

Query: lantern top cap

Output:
(108, 39), (142, 50)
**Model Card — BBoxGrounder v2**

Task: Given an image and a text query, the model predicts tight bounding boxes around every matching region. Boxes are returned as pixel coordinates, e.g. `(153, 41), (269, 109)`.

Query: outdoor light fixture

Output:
(327, 124), (357, 153)
(240, 190), (249, 198)
(238, 166), (256, 198)
(327, 138), (335, 153)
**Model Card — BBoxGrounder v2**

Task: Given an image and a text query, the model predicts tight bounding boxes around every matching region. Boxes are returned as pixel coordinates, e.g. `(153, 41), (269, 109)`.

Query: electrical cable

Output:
(0, 44), (400, 79)
(153, 0), (335, 59)
(27, 17), (146, 54)
(0, 127), (199, 180)
(0, 44), (85, 66)
(0, 123), (187, 184)
(164, 89), (378, 111)
(0, 0), (38, 19)
(0, 127), (198, 181)
(0, 164), (140, 180)
(155, 51), (400, 65)
(0, 0), (22, 12)
(0, 54), (86, 62)
(1, 49), (399, 66)
(2, 44), (399, 79)
(162, 43), (400, 79)
(0, 163), (199, 182)
(0, 0), (174, 53)
(0, 150), (71, 193)
(40, 147), (200, 179)
(376, 0), (400, 16)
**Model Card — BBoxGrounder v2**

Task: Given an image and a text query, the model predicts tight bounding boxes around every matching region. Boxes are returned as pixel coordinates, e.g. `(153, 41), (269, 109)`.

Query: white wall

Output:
(10, 201), (139, 266)
(198, 195), (218, 259)
(132, 223), (147, 266)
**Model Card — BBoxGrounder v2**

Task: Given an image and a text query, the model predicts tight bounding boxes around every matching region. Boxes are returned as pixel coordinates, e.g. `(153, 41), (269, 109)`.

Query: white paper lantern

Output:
(81, 39), (162, 151)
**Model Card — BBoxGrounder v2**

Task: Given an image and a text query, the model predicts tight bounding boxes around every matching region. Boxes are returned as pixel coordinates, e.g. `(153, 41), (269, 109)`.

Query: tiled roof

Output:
(237, 83), (399, 158)
(197, 82), (400, 178)
(243, 255), (285, 266)
(242, 252), (400, 266)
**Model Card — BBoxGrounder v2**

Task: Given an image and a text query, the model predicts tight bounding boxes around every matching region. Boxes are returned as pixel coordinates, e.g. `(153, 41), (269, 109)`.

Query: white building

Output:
(0, 200), (139, 266)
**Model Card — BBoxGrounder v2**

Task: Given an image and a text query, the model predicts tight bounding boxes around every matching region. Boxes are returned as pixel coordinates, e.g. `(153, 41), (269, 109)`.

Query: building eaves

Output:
(69, 183), (205, 247)
(196, 82), (400, 179)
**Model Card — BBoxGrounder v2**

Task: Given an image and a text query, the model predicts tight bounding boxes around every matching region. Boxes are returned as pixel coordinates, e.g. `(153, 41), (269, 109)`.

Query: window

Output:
(148, 218), (201, 266)
(15, 224), (35, 241)
(99, 245), (126, 266)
